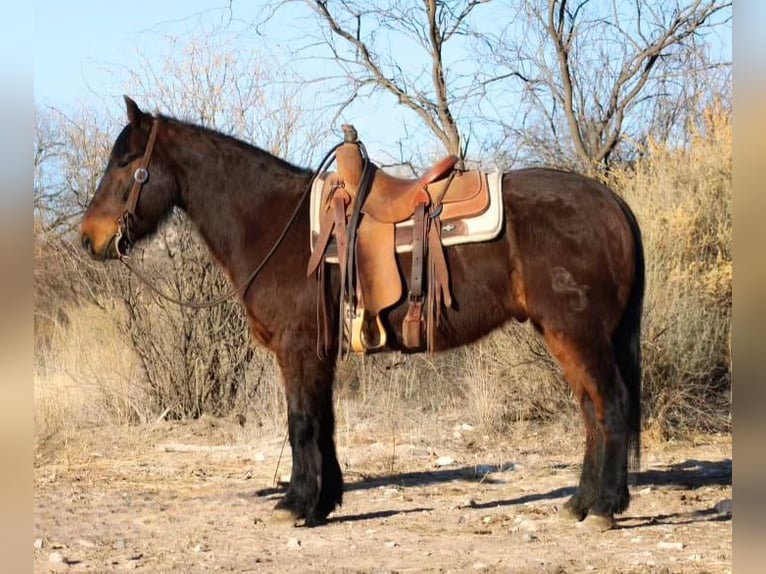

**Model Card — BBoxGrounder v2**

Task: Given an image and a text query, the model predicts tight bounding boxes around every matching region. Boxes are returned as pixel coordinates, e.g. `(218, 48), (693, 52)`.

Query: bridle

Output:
(113, 116), (344, 309)
(113, 119), (160, 259)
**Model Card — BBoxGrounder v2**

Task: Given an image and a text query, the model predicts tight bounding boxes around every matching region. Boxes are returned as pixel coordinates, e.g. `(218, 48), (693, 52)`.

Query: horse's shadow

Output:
(477, 458), (733, 528)
(347, 457), (731, 490)
(634, 458), (731, 487)
(255, 458), (731, 527)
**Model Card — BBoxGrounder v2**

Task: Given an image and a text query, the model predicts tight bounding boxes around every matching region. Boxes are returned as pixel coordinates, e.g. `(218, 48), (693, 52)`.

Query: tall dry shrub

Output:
(34, 303), (150, 444)
(120, 216), (260, 419)
(612, 101), (732, 437)
(457, 323), (576, 434)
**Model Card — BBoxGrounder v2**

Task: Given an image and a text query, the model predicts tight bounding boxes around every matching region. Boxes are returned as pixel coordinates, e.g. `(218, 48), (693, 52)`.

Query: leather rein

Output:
(116, 117), (342, 309)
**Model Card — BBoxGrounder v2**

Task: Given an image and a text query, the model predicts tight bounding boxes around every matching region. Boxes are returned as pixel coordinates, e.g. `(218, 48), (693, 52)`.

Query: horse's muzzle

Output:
(80, 229), (122, 260)
(80, 213), (132, 260)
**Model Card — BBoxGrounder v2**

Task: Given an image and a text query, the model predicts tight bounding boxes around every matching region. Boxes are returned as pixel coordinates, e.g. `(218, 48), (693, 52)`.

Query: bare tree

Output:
(34, 106), (114, 237)
(258, 0), (503, 164)
(251, 0), (730, 173)
(124, 31), (328, 166)
(487, 0), (732, 172)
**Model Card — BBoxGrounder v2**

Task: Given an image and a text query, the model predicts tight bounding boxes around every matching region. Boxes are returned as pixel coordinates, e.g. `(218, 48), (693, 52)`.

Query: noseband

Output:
(115, 119), (159, 257)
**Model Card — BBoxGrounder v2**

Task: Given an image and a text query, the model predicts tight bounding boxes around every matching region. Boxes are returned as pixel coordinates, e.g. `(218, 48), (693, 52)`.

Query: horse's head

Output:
(80, 96), (179, 260)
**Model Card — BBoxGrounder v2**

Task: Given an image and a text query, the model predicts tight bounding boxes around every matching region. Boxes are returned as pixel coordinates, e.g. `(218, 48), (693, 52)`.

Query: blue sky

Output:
(33, 0), (472, 162)
(34, 1), (732, 164)
(34, 1), (239, 111)
(33, 0), (422, 161)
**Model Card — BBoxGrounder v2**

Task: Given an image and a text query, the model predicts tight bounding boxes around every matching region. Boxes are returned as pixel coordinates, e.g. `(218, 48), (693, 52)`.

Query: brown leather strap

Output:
(307, 207), (335, 277)
(125, 120), (160, 217)
(409, 201), (427, 302)
(426, 218), (453, 351)
(332, 194), (349, 271)
(428, 220), (452, 309)
(403, 200), (428, 348)
(307, 186), (351, 277)
(315, 263), (334, 359)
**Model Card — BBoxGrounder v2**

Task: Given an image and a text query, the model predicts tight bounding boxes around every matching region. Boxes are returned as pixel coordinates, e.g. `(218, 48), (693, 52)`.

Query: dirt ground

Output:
(34, 415), (731, 573)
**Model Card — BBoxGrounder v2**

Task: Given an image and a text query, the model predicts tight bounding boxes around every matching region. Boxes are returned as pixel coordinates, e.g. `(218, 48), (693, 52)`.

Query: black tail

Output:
(612, 194), (645, 472)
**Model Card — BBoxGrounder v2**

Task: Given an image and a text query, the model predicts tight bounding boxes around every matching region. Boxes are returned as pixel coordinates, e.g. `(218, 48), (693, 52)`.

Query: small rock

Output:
(287, 537), (301, 550)
(384, 541), (399, 548)
(521, 533), (537, 542)
(461, 423), (475, 431)
(193, 543), (209, 553)
(255, 452), (266, 462)
(76, 539), (96, 548)
(714, 498), (732, 517)
(657, 541), (684, 550)
(472, 562), (488, 570)
(34, 538), (44, 550)
(638, 487), (653, 495)
(48, 551), (69, 564)
(435, 456), (455, 467)
(515, 519), (538, 532)
(382, 487), (399, 497)
(482, 516), (493, 524)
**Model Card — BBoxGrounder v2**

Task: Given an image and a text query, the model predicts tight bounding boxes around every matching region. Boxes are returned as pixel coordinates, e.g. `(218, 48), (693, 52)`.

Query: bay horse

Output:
(80, 97), (644, 530)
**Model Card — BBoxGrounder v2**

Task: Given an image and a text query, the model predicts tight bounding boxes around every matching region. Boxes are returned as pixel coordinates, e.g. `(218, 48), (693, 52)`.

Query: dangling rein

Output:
(119, 126), (343, 309)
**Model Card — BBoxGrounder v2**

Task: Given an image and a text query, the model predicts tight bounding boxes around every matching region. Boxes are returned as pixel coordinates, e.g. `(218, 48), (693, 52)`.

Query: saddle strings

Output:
(120, 142), (344, 309)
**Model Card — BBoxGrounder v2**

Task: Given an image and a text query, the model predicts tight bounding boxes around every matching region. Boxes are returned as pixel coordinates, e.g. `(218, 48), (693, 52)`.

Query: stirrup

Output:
(347, 304), (387, 352)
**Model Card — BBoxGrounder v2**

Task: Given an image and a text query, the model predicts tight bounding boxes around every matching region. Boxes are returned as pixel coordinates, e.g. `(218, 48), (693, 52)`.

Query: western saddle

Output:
(307, 125), (492, 355)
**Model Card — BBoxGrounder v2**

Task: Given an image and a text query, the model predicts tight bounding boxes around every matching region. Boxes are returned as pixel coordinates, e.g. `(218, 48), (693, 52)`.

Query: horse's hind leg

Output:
(558, 393), (599, 521)
(545, 331), (630, 528)
(273, 351), (343, 526)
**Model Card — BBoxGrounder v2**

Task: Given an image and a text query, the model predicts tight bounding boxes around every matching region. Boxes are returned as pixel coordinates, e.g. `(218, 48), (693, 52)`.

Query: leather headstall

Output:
(116, 119), (160, 257)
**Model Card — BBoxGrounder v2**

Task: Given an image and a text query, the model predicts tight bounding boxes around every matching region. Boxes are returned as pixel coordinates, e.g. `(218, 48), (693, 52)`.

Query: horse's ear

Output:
(124, 96), (146, 127)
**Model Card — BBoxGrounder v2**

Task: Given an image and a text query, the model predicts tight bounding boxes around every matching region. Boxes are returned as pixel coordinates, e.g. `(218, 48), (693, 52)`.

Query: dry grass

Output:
(34, 303), (151, 445)
(611, 100), (732, 437)
(456, 324), (575, 434)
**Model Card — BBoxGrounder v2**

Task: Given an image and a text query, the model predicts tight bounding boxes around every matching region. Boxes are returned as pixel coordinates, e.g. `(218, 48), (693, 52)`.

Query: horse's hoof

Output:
(270, 507), (299, 525)
(558, 503), (586, 522)
(577, 513), (615, 531)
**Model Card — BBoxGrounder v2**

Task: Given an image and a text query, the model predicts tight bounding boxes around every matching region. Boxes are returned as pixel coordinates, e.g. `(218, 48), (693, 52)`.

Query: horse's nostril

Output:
(81, 234), (93, 254)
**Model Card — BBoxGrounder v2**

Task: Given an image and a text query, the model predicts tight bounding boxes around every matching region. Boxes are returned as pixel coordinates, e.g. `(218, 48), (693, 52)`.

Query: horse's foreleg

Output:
(274, 355), (343, 526)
